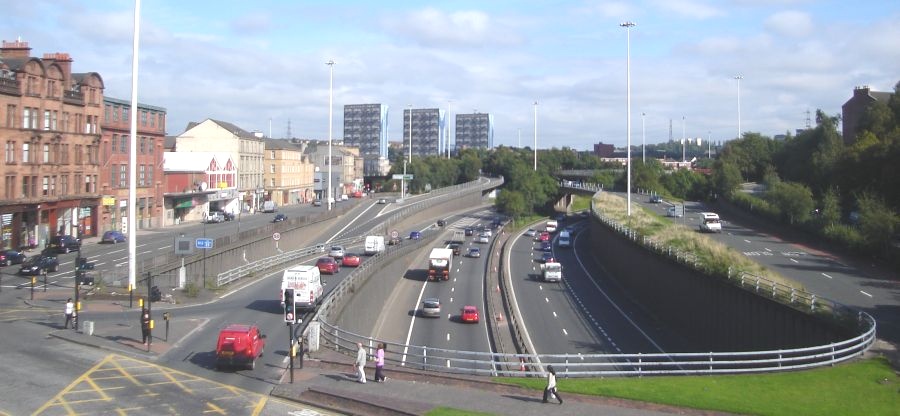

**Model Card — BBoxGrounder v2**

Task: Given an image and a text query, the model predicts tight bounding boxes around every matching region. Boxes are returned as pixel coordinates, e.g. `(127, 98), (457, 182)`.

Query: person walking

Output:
(542, 365), (563, 404)
(63, 298), (74, 329)
(355, 342), (367, 383)
(374, 342), (386, 382)
(140, 308), (151, 345)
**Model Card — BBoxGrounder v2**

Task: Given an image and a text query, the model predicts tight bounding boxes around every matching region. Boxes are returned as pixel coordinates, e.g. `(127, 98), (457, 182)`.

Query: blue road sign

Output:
(195, 238), (214, 249)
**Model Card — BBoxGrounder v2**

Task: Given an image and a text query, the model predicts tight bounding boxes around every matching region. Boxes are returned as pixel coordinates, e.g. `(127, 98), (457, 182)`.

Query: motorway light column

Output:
(127, 0), (143, 291)
(621, 21), (635, 217)
(641, 112), (646, 163)
(326, 60), (335, 211)
(734, 75), (743, 140)
(533, 101), (538, 171)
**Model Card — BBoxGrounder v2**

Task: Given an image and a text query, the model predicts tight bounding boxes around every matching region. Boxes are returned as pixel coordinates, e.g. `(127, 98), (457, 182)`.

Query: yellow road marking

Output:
(153, 365), (197, 394)
(31, 354), (114, 416)
(108, 356), (144, 386)
(250, 396), (268, 416)
(203, 401), (226, 414)
(115, 407), (144, 415)
(83, 376), (113, 402)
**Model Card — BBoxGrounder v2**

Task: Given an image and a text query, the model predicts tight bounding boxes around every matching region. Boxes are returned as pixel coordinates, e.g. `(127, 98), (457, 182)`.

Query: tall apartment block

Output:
(403, 108), (446, 159)
(455, 112), (493, 150)
(343, 103), (389, 176)
(0, 39), (104, 250)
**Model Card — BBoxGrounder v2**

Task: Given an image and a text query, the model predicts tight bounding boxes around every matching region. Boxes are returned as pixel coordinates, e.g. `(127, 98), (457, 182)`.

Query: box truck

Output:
(427, 248), (453, 281)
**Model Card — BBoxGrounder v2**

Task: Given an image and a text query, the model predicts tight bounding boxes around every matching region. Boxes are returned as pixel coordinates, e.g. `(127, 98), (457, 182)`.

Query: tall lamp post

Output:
(326, 59), (335, 211)
(533, 101), (538, 171)
(641, 112), (646, 163)
(734, 75), (743, 140)
(621, 21), (635, 216)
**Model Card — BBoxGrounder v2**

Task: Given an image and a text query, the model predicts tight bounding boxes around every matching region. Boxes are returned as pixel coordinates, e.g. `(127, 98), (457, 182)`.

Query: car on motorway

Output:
(421, 298), (441, 318)
(215, 324), (266, 370)
(540, 252), (555, 263)
(460, 305), (480, 323)
(467, 247), (481, 258)
(540, 241), (552, 252)
(477, 234), (490, 244)
(524, 228), (537, 237)
(699, 212), (722, 233)
(328, 245), (345, 262)
(316, 257), (341, 274)
(18, 254), (59, 275)
(436, 219), (446, 227)
(0, 249), (27, 266)
(481, 229), (492, 238)
(649, 194), (662, 203)
(539, 232), (551, 242)
(449, 243), (461, 256)
(101, 230), (127, 244)
(409, 231), (422, 240)
(341, 253), (361, 267)
(377, 198), (387, 204)
(464, 227), (474, 236)
(47, 235), (81, 254)
(272, 213), (287, 222)
(666, 206), (682, 218)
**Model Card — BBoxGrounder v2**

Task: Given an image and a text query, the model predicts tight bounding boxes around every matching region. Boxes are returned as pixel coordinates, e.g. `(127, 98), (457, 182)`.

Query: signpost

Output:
(273, 232), (281, 251)
(195, 238), (214, 249)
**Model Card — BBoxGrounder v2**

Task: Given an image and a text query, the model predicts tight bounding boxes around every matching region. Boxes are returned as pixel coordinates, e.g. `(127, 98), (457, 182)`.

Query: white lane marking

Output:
(544, 297), (549, 303)
(552, 311), (557, 318)
(327, 202), (379, 243)
(539, 285), (544, 291)
(115, 262), (128, 267)
(157, 246), (168, 251)
(451, 287), (455, 292)
(446, 333), (450, 342)
(764, 248), (772, 252)
(790, 258), (799, 263)
(446, 360), (451, 368)
(562, 328), (568, 336)
(108, 249), (126, 255)
(401, 277), (431, 366)
(93, 262), (106, 267)
(860, 291), (873, 298)
(744, 239), (751, 243)
(449, 297), (453, 303)
(821, 273), (833, 279)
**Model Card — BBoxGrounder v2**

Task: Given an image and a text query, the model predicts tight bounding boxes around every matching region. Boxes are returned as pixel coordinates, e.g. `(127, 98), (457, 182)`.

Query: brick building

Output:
(841, 85), (894, 145)
(0, 39), (104, 250)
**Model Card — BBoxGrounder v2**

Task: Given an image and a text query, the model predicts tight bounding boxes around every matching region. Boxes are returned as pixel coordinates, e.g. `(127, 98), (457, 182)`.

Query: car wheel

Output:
(247, 359), (256, 371)
(52, 264), (59, 272)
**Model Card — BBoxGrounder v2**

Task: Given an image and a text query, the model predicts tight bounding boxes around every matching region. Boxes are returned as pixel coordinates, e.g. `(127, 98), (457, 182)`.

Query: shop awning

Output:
(174, 199), (193, 209)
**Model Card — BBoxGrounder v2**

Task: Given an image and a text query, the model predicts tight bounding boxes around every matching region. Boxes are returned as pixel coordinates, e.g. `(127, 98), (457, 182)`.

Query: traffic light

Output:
(283, 288), (295, 323)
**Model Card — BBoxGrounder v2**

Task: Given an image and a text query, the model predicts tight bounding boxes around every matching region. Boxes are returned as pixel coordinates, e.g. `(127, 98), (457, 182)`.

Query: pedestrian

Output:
(374, 342), (386, 382)
(355, 342), (367, 383)
(64, 298), (74, 329)
(140, 308), (151, 345)
(542, 365), (563, 404)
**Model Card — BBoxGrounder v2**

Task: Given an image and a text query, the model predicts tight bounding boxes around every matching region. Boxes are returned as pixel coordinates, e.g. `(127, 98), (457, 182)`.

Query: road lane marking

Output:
(789, 258), (799, 263)
(562, 328), (568, 336)
(446, 333), (450, 342)
(544, 297), (549, 303)
(552, 311), (557, 318)
(157, 246), (168, 251)
(744, 239), (751, 243)
(764, 248), (772, 252)
(860, 291), (873, 298)
(821, 273), (833, 279)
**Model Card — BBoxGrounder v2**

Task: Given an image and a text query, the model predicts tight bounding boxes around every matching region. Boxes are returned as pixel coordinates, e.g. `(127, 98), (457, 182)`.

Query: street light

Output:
(533, 101), (538, 171)
(621, 21), (635, 217)
(734, 75), (743, 139)
(326, 59), (335, 211)
(641, 112), (646, 163)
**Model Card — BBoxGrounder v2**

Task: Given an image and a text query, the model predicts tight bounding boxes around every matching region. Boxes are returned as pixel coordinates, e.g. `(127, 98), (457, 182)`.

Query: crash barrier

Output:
(315, 312), (874, 377)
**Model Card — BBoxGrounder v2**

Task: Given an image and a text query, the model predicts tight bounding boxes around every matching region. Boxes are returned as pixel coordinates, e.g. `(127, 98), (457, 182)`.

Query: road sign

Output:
(273, 232), (281, 241)
(391, 174), (414, 180)
(390, 229), (399, 239)
(195, 238), (214, 249)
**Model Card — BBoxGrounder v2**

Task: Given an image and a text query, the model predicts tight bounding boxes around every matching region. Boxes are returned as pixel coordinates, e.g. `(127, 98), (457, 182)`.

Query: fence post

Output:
(709, 352), (714, 372)
(422, 346), (427, 371)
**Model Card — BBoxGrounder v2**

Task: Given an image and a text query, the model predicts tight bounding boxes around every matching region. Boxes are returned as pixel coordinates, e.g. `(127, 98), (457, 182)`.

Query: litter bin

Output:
(150, 286), (161, 302)
(82, 320), (94, 336)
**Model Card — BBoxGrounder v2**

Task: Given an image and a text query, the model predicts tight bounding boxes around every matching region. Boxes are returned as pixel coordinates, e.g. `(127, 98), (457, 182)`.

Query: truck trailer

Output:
(427, 248), (453, 281)
(541, 261), (562, 283)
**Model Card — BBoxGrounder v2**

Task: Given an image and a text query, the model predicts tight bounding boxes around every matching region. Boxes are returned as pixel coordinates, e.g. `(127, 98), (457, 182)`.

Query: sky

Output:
(3, 0), (899, 151)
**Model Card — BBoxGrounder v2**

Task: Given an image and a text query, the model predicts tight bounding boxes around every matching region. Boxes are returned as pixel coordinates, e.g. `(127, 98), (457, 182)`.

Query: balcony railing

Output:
(0, 77), (21, 95)
(63, 90), (84, 105)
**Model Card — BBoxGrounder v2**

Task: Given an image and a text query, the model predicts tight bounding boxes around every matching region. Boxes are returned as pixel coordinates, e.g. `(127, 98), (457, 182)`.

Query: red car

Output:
(215, 324), (266, 370)
(539, 232), (551, 242)
(460, 305), (480, 323)
(316, 257), (341, 274)
(341, 253), (361, 267)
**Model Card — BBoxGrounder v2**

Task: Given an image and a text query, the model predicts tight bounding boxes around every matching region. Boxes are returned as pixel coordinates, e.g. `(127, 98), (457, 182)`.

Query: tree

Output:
(711, 159), (742, 198)
(855, 193), (899, 254)
(496, 189), (528, 218)
(765, 181), (815, 225)
(819, 187), (842, 227)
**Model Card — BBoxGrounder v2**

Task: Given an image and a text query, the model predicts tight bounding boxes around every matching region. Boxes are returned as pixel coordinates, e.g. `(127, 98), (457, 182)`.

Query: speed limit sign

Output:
(390, 229), (399, 239)
(273, 232), (281, 241)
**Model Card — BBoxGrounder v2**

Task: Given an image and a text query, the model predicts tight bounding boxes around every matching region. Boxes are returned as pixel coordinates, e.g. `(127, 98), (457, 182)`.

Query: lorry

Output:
(451, 229), (466, 244)
(364, 235), (385, 255)
(557, 230), (571, 248)
(540, 261), (562, 283)
(427, 248), (454, 281)
(280, 265), (323, 311)
(262, 200), (277, 213)
(546, 220), (558, 233)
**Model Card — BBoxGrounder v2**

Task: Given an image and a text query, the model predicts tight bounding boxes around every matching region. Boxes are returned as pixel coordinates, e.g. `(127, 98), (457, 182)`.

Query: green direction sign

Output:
(391, 174), (414, 180)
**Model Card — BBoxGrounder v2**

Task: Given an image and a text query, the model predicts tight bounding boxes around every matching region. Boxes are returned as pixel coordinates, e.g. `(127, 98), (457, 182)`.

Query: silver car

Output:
(421, 298), (441, 318)
(328, 245), (345, 259)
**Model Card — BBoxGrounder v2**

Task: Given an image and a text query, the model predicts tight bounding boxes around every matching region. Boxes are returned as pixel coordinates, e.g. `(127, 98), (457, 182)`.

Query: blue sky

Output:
(3, 0), (898, 151)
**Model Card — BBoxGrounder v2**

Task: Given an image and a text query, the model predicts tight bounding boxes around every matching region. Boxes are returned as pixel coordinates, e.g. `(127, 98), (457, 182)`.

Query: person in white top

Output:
(64, 298), (75, 329)
(355, 342), (367, 383)
(542, 365), (563, 404)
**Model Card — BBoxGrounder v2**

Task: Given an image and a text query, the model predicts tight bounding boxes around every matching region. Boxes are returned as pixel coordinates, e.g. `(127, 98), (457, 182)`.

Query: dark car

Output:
(541, 241), (553, 252)
(464, 227), (474, 236)
(101, 230), (127, 244)
(272, 213), (287, 222)
(649, 194), (662, 203)
(437, 219), (446, 227)
(19, 254), (59, 275)
(409, 231), (422, 240)
(539, 252), (555, 263)
(47, 235), (81, 254)
(449, 243), (461, 256)
(0, 250), (27, 266)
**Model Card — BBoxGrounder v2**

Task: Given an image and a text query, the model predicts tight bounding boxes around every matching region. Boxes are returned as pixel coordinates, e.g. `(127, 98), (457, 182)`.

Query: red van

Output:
(215, 324), (266, 370)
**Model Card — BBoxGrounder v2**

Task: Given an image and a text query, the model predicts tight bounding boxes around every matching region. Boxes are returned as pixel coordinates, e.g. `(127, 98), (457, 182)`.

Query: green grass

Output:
(496, 358), (899, 416)
(425, 407), (496, 416)
(570, 194), (592, 212)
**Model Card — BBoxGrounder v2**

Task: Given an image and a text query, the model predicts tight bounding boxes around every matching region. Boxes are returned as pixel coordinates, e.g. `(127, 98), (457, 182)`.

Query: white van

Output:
(262, 200), (277, 213)
(558, 231), (571, 248)
(364, 235), (385, 255)
(546, 220), (558, 233)
(699, 212), (722, 233)
(281, 265), (323, 311)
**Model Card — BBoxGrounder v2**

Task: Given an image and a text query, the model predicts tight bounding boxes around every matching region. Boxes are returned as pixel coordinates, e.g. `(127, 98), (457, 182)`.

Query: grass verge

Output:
(496, 357), (898, 416)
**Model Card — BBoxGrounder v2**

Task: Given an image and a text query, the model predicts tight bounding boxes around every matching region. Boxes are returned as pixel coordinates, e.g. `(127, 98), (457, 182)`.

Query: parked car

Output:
(215, 324), (266, 370)
(524, 229), (537, 237)
(377, 198), (387, 204)
(341, 253), (361, 267)
(437, 219), (446, 227)
(460, 305), (480, 323)
(19, 254), (59, 275)
(101, 230), (127, 244)
(421, 298), (441, 318)
(316, 257), (341, 274)
(206, 211), (225, 224)
(222, 211), (235, 221)
(409, 231), (422, 240)
(0, 250), (27, 266)
(468, 247), (481, 258)
(312, 199), (322, 207)
(272, 213), (287, 222)
(47, 235), (81, 254)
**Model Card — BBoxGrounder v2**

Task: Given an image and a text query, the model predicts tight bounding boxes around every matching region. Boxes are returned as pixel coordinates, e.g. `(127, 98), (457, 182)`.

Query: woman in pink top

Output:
(374, 342), (386, 382)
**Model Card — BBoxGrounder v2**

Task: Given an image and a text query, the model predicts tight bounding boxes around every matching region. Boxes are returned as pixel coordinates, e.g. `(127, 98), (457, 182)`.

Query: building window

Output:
(148, 138), (154, 154)
(140, 137), (145, 154)
(23, 108), (32, 129)
(123, 107), (129, 121)
(62, 112), (69, 132)
(43, 144), (50, 163)
(120, 135), (127, 152)
(22, 142), (30, 164)
(5, 175), (15, 199)
(61, 175), (68, 195)
(42, 176), (49, 196)
(140, 110), (147, 126)
(50, 176), (56, 196)
(270, 164), (275, 173)
(110, 165), (116, 189)
(74, 145), (82, 165)
(147, 165), (153, 184)
(270, 151), (275, 159)
(61, 144), (69, 164)
(139, 165), (145, 186)
(51, 110), (58, 130)
(113, 105), (119, 122)
(119, 165), (126, 188)
(6, 104), (15, 128)
(104, 104), (111, 122)
(44, 110), (51, 130)
(22, 176), (29, 198)
(5, 141), (14, 164)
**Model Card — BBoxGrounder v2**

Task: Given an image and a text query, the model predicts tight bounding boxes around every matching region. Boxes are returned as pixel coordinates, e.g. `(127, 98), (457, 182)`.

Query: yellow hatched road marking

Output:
(250, 396), (268, 416)
(31, 354), (114, 416)
(108, 356), (144, 386)
(203, 401), (226, 414)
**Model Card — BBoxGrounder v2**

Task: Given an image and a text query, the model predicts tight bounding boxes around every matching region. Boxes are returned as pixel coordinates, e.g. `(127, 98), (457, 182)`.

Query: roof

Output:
(220, 324), (254, 333)
(264, 138), (302, 150)
(163, 151), (235, 172)
(184, 119), (261, 140)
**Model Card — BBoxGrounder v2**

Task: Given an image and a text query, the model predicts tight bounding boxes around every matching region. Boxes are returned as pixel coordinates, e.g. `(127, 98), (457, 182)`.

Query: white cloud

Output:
(651, 0), (724, 19)
(383, 8), (521, 48)
(575, 1), (635, 19)
(764, 10), (813, 37)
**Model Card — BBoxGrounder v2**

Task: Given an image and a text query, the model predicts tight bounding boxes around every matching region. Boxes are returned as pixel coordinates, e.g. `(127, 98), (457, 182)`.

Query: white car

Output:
(482, 229), (492, 237)
(525, 228), (537, 237)
(328, 245), (345, 259)
(477, 234), (490, 243)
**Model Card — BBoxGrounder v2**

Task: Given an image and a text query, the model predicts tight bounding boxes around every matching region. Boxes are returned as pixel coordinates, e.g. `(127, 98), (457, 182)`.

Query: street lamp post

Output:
(641, 112), (646, 163)
(326, 59), (335, 211)
(621, 21), (635, 216)
(533, 101), (538, 171)
(734, 75), (743, 139)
